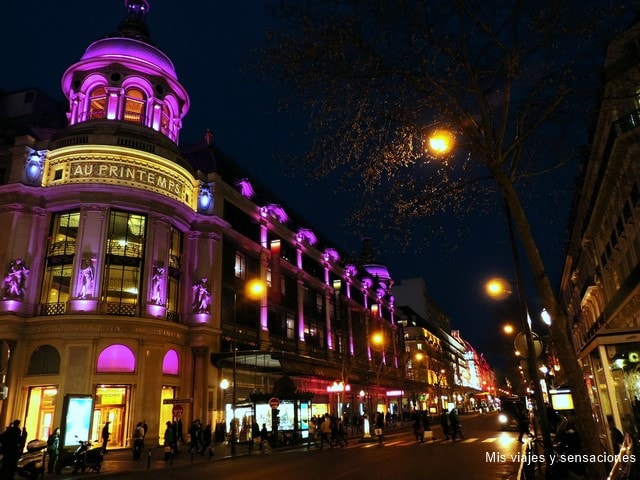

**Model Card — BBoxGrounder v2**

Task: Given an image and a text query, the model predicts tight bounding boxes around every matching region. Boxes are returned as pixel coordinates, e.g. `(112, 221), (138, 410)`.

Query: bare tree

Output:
(260, 0), (633, 476)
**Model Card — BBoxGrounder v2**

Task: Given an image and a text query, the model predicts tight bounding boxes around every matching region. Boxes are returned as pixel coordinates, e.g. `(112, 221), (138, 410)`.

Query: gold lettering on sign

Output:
(68, 160), (187, 199)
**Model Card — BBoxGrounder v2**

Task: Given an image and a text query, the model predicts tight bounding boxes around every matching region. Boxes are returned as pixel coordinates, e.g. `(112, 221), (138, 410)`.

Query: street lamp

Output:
(486, 200), (554, 463)
(230, 277), (266, 456)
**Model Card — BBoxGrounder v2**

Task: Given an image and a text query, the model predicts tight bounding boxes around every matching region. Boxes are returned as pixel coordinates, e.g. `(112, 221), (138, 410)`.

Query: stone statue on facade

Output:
(77, 258), (95, 299)
(2, 259), (29, 300)
(151, 264), (165, 304)
(192, 278), (211, 313)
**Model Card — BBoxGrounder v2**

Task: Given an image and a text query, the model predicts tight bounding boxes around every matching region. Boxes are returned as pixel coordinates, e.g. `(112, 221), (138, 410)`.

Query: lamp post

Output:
(490, 200), (554, 464)
(230, 278), (266, 456)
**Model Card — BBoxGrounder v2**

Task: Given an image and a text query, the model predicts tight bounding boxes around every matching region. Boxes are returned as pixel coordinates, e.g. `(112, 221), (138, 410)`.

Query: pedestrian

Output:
(449, 407), (464, 441)
(320, 415), (333, 450)
(46, 427), (60, 474)
(201, 423), (212, 456)
(163, 421), (174, 461)
(336, 417), (348, 447)
(189, 419), (202, 453)
(413, 415), (425, 443)
(260, 423), (269, 452)
(177, 418), (184, 444)
(0, 419), (24, 480)
(440, 410), (450, 440)
(307, 417), (317, 450)
(101, 421), (110, 453)
(517, 406), (531, 443)
(375, 411), (385, 443)
(132, 421), (145, 460)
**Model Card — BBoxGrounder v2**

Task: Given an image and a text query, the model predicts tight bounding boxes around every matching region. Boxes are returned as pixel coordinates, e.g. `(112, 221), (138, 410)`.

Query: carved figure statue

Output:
(77, 259), (95, 299)
(192, 278), (211, 313)
(151, 265), (165, 304)
(2, 259), (30, 300)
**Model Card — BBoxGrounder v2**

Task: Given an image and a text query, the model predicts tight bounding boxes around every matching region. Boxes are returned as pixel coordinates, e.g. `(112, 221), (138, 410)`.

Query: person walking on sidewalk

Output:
(449, 408), (464, 441)
(320, 415), (333, 450)
(440, 410), (450, 440)
(163, 421), (174, 461)
(133, 421), (145, 460)
(101, 421), (110, 453)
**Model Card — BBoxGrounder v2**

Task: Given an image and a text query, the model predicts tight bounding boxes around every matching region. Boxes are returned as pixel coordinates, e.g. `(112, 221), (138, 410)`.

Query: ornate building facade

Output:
(0, 0), (404, 448)
(559, 17), (640, 447)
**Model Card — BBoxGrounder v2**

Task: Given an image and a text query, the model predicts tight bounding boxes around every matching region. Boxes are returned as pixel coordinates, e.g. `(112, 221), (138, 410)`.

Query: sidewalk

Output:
(59, 423), (415, 477)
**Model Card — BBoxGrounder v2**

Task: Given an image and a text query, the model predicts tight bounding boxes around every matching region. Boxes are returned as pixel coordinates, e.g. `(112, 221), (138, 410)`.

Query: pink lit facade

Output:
(0, 0), (402, 449)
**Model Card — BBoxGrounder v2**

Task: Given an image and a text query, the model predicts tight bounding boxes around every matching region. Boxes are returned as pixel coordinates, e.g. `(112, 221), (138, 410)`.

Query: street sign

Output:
(163, 398), (193, 404)
(269, 397), (280, 409)
(172, 404), (184, 418)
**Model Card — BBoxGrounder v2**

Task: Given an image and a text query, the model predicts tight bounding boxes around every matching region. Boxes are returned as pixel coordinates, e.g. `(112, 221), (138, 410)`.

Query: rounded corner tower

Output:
(47, 0), (197, 210)
(60, 0), (189, 146)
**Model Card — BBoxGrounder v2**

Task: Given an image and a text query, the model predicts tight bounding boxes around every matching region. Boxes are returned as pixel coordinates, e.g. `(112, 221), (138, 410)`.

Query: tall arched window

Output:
(160, 105), (170, 136)
(88, 86), (107, 120)
(123, 88), (146, 124)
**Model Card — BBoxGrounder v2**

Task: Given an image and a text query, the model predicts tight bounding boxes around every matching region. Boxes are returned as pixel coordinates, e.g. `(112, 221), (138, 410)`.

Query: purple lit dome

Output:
(80, 37), (177, 79)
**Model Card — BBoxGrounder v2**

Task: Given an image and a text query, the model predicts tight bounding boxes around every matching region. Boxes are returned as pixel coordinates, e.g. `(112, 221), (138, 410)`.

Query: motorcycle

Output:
(55, 440), (103, 474)
(16, 439), (47, 479)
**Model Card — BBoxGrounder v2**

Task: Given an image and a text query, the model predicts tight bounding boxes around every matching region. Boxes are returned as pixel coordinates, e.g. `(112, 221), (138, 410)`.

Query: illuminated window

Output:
(160, 105), (170, 135)
(286, 313), (295, 340)
(41, 212), (80, 311)
(97, 344), (135, 372)
(162, 350), (179, 375)
(88, 87), (107, 119)
(234, 252), (247, 280)
(123, 88), (146, 124)
(104, 212), (146, 315)
(167, 228), (182, 321)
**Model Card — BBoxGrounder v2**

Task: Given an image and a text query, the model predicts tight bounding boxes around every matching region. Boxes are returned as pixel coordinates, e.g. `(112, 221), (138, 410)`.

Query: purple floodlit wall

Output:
(97, 344), (136, 373)
(162, 350), (179, 375)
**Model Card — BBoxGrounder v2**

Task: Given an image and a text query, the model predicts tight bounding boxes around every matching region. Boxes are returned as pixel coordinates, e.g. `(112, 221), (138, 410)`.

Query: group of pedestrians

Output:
(307, 413), (349, 450)
(439, 407), (465, 441)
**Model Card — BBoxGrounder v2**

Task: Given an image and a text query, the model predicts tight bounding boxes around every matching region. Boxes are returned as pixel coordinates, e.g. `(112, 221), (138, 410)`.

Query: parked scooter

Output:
(16, 439), (47, 479)
(55, 440), (104, 474)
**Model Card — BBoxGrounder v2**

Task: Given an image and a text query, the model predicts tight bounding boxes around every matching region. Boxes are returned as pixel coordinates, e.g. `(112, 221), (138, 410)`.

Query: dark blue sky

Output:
(3, 0), (580, 370)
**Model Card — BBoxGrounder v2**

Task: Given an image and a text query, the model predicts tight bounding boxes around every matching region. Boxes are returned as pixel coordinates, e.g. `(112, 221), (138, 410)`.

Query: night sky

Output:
(2, 0), (591, 374)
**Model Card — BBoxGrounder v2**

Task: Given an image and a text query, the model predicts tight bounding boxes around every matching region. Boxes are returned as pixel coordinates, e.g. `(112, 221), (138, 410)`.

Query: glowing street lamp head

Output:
(485, 277), (512, 300)
(427, 129), (455, 155)
(220, 378), (230, 389)
(371, 332), (384, 347)
(245, 279), (266, 299)
(414, 352), (424, 362)
(503, 324), (515, 335)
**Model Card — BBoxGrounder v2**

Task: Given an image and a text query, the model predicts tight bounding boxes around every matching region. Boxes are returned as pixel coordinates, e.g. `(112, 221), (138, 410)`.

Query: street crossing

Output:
(358, 435), (519, 448)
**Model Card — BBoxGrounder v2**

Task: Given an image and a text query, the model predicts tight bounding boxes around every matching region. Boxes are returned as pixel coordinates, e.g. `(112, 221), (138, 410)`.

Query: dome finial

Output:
(125, 0), (150, 21)
(118, 0), (151, 40)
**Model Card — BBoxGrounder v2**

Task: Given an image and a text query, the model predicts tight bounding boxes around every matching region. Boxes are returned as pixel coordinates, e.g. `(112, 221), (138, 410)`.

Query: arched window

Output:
(162, 349), (179, 375)
(88, 86), (107, 120)
(97, 344), (136, 373)
(123, 88), (146, 124)
(160, 105), (170, 136)
(27, 345), (60, 374)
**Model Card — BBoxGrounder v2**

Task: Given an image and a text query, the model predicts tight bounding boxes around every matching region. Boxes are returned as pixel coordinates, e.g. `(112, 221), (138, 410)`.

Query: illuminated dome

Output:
(79, 37), (177, 79)
(59, 0), (189, 145)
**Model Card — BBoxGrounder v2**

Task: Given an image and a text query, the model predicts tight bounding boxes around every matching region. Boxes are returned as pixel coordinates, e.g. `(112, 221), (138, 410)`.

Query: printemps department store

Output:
(0, 0), (412, 449)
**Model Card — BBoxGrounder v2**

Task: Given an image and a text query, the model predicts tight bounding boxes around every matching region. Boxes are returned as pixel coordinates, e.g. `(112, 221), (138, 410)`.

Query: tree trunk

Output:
(498, 174), (606, 479)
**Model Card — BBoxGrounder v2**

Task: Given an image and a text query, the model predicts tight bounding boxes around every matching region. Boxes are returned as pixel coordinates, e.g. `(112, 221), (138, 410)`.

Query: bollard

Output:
(147, 448), (151, 469)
